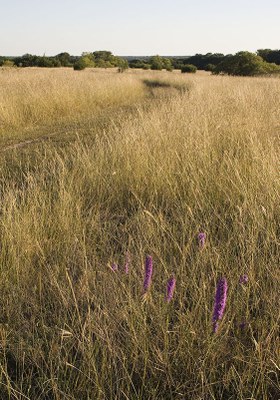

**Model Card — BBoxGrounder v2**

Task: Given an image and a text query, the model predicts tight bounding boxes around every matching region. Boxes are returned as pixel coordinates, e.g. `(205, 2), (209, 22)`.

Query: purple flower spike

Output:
(198, 232), (206, 248)
(143, 255), (153, 293)
(213, 321), (219, 333)
(166, 275), (176, 303)
(124, 262), (129, 274)
(212, 277), (228, 333)
(111, 263), (118, 272)
(239, 274), (248, 285)
(124, 252), (130, 274)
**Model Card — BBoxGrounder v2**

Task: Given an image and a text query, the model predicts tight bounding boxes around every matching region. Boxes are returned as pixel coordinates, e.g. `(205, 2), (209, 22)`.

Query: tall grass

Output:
(0, 68), (147, 140)
(0, 68), (279, 399)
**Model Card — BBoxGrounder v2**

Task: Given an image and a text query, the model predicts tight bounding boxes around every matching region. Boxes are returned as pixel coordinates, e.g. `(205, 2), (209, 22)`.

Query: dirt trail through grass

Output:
(0, 78), (188, 153)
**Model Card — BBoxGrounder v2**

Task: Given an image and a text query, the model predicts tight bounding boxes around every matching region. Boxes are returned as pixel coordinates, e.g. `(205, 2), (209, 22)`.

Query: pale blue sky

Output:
(1, 0), (279, 56)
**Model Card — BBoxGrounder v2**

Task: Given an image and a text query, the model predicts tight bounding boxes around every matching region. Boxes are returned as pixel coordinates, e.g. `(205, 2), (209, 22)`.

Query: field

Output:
(0, 67), (279, 399)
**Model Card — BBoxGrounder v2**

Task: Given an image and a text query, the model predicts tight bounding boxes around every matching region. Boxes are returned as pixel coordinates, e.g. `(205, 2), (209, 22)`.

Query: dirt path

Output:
(1, 133), (58, 152)
(0, 82), (185, 153)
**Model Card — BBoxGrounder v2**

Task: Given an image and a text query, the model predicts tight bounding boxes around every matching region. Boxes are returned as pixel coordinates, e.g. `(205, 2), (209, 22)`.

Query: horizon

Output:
(2, 50), (277, 59)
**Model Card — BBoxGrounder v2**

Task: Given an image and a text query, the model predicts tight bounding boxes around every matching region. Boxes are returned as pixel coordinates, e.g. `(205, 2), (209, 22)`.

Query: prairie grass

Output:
(0, 68), (147, 140)
(0, 68), (279, 399)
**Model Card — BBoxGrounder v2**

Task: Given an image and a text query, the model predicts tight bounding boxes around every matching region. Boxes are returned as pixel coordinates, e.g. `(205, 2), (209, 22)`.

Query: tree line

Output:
(1, 49), (280, 76)
(129, 50), (280, 75)
(0, 51), (129, 70)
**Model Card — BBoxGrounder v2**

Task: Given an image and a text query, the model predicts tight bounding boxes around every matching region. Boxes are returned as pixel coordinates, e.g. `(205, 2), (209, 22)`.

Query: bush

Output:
(181, 64), (197, 73)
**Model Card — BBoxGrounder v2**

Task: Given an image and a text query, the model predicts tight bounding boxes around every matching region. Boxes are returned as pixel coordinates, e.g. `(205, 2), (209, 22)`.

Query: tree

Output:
(73, 55), (95, 70)
(181, 53), (226, 70)
(92, 51), (113, 62)
(91, 51), (128, 69)
(171, 58), (184, 70)
(162, 58), (173, 72)
(115, 57), (129, 72)
(55, 52), (71, 67)
(129, 59), (150, 69)
(73, 59), (87, 70)
(13, 54), (37, 67)
(150, 55), (164, 70)
(37, 56), (56, 68)
(257, 49), (280, 65)
(214, 52), (280, 76)
(94, 59), (113, 68)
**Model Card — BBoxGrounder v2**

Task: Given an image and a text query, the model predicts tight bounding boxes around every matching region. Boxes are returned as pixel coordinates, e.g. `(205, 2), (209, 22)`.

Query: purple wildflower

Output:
(213, 321), (219, 333)
(143, 255), (153, 293)
(111, 263), (118, 272)
(239, 274), (248, 285)
(198, 232), (206, 248)
(124, 252), (130, 274)
(212, 277), (228, 333)
(165, 275), (176, 303)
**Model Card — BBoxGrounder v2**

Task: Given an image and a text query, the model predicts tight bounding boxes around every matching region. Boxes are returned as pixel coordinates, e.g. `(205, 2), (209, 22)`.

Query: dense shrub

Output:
(181, 64), (197, 73)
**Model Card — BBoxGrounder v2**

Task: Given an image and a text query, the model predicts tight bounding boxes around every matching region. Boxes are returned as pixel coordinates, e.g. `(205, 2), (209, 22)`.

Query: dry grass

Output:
(0, 68), (147, 140)
(0, 68), (279, 399)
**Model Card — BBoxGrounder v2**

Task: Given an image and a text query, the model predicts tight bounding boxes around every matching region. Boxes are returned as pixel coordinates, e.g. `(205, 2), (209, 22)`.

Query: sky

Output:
(0, 0), (279, 56)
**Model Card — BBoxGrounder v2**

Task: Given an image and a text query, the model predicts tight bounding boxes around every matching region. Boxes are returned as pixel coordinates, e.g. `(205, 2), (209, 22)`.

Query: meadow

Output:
(0, 67), (279, 399)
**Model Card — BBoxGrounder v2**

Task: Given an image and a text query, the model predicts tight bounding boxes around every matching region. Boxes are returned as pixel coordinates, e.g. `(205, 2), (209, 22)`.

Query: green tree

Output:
(214, 52), (280, 76)
(162, 58), (173, 71)
(94, 59), (113, 68)
(94, 51), (113, 67)
(115, 57), (129, 72)
(92, 51), (113, 62)
(56, 52), (71, 67)
(129, 59), (150, 69)
(73, 55), (95, 70)
(150, 55), (164, 70)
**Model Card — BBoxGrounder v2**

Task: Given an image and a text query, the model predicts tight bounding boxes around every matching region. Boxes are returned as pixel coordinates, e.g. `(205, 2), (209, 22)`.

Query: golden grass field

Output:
(0, 67), (279, 399)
